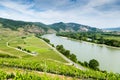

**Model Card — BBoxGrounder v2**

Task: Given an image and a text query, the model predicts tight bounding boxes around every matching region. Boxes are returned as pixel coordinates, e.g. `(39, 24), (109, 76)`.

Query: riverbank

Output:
(60, 35), (120, 50)
(42, 34), (120, 73)
(40, 36), (87, 70)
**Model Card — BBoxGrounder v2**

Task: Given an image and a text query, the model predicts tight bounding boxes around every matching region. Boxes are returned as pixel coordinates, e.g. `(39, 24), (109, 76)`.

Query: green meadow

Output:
(9, 35), (67, 62)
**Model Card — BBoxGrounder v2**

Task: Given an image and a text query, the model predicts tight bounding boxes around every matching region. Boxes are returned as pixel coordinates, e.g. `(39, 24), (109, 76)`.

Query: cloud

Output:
(0, 0), (120, 28)
(32, 0), (88, 11)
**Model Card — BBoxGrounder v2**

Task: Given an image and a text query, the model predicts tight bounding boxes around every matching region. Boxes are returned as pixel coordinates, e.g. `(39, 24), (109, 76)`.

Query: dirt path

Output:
(6, 37), (87, 70)
(41, 39), (87, 70)
(6, 39), (36, 56)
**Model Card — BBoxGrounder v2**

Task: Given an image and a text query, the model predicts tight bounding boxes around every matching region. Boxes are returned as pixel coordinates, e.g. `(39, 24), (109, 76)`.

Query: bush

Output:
(89, 59), (99, 70)
(42, 38), (50, 43)
(17, 46), (22, 49)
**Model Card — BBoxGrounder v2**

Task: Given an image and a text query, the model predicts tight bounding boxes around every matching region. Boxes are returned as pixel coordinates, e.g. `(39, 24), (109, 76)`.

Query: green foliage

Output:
(0, 70), (7, 79)
(0, 53), (18, 58)
(83, 61), (89, 67)
(1, 58), (120, 79)
(0, 58), (107, 79)
(56, 45), (77, 62)
(56, 32), (120, 47)
(50, 22), (101, 32)
(0, 17), (102, 33)
(21, 36), (26, 39)
(17, 46), (22, 49)
(42, 38), (50, 43)
(0, 25), (120, 79)
(50, 22), (66, 31)
(17, 46), (32, 53)
(89, 59), (99, 70)
(69, 54), (77, 62)
(0, 18), (49, 31)
(0, 70), (61, 80)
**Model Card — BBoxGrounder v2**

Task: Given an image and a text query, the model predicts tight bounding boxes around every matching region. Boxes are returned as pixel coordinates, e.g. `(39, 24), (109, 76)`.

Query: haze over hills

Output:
(103, 27), (120, 32)
(0, 17), (102, 33)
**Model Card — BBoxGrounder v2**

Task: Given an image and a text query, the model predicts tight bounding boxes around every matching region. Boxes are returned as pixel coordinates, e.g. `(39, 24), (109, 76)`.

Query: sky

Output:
(0, 0), (120, 28)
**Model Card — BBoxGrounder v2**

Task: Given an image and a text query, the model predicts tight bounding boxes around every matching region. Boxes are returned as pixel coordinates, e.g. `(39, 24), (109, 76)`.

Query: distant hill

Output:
(0, 17), (102, 33)
(49, 22), (102, 32)
(0, 18), (52, 33)
(104, 27), (120, 32)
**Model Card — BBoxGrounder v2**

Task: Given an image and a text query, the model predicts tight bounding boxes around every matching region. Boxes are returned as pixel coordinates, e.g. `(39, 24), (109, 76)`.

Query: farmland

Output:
(0, 28), (120, 79)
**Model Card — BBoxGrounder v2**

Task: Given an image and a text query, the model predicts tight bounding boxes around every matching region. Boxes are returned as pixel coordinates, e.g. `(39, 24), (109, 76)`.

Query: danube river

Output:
(42, 34), (120, 73)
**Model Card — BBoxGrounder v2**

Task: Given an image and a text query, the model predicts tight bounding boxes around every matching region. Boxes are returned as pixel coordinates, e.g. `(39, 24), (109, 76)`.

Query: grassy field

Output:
(0, 28), (76, 79)
(0, 27), (67, 62)
(9, 35), (67, 62)
(0, 29), (30, 57)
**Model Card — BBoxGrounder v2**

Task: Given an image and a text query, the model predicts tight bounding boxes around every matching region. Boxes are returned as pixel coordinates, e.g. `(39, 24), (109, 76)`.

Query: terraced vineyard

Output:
(0, 28), (120, 80)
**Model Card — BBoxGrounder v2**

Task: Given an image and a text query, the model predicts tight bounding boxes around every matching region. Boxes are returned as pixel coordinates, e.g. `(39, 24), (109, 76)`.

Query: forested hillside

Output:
(49, 22), (102, 32)
(0, 18), (50, 33)
(0, 18), (102, 33)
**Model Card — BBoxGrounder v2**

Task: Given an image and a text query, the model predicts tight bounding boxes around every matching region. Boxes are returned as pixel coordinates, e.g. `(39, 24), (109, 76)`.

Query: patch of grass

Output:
(10, 36), (67, 62)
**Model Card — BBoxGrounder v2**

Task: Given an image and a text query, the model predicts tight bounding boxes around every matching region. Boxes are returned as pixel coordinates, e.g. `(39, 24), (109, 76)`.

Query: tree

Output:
(27, 50), (31, 53)
(99, 36), (104, 44)
(42, 38), (50, 43)
(56, 45), (63, 50)
(89, 59), (99, 70)
(17, 46), (22, 49)
(70, 54), (77, 62)
(64, 50), (70, 57)
(84, 61), (89, 67)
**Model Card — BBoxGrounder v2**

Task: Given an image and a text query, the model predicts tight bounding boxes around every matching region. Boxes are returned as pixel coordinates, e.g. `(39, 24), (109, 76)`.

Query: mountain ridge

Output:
(0, 17), (102, 33)
(49, 22), (102, 32)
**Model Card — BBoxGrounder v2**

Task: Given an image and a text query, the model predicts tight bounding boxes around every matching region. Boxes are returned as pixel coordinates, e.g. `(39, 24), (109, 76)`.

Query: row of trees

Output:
(17, 46), (31, 53)
(56, 45), (77, 62)
(56, 32), (120, 47)
(56, 45), (99, 70)
(36, 35), (100, 70)
(36, 35), (55, 47)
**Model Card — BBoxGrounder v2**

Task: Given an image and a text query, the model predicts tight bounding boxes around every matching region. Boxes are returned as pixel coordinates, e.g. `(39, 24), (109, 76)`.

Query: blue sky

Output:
(0, 0), (120, 28)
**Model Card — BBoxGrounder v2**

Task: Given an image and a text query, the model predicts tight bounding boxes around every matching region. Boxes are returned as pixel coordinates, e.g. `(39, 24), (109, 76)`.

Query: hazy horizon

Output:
(0, 0), (120, 28)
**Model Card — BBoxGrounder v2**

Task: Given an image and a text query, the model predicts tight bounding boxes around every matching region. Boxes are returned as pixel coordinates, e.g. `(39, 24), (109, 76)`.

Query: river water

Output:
(42, 34), (120, 73)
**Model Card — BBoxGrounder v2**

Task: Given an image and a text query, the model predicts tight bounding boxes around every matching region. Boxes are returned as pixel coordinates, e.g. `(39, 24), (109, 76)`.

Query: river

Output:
(42, 34), (120, 73)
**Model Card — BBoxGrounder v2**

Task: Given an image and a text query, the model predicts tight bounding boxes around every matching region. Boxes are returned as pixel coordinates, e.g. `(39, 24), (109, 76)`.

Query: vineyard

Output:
(0, 29), (120, 79)
(0, 58), (120, 79)
(0, 70), (74, 80)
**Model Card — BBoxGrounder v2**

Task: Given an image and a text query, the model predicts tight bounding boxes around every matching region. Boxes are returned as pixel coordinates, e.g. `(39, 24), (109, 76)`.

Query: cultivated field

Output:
(0, 28), (119, 80)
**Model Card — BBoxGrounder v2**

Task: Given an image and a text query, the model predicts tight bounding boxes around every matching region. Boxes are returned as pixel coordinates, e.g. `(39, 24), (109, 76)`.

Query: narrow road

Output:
(6, 39), (36, 56)
(6, 37), (87, 70)
(41, 39), (87, 70)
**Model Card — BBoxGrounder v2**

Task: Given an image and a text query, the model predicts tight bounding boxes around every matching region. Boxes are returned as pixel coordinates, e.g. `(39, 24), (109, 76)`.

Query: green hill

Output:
(0, 17), (102, 34)
(0, 18), (49, 33)
(49, 22), (102, 32)
(0, 17), (120, 79)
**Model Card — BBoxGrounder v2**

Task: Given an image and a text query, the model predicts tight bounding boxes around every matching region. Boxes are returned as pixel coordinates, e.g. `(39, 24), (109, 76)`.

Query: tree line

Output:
(56, 32), (120, 47)
(56, 45), (99, 70)
(36, 35), (100, 70)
